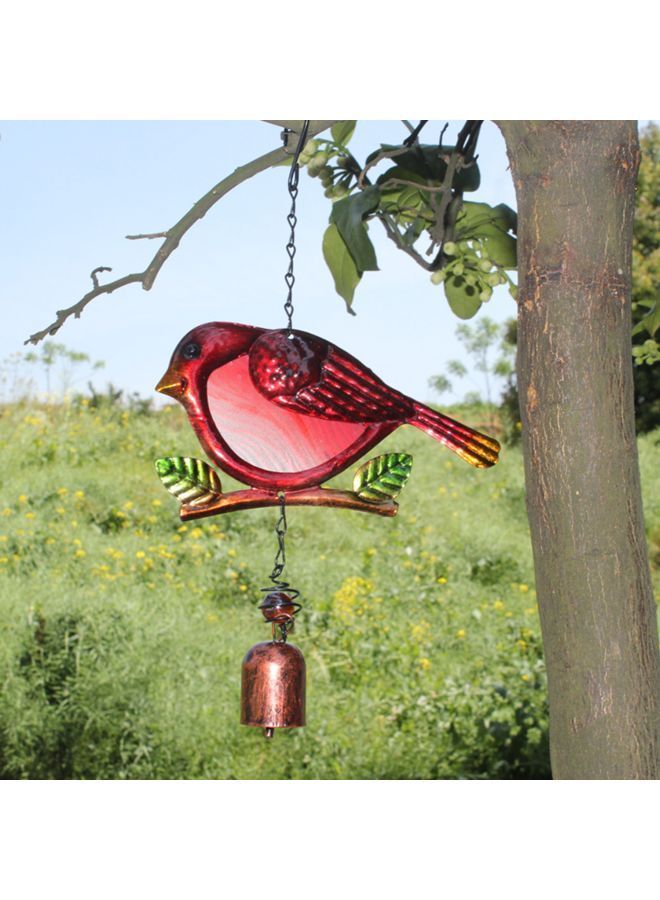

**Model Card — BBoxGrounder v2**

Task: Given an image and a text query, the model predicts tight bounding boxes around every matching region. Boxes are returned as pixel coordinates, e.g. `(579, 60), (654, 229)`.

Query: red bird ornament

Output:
(155, 322), (499, 517)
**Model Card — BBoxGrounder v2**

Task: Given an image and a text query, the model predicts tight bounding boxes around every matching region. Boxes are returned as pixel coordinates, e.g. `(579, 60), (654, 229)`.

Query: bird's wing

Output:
(250, 331), (414, 423)
(296, 345), (414, 422)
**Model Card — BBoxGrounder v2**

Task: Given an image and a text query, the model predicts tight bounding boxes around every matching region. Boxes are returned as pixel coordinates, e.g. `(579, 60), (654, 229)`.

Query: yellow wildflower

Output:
(419, 658), (431, 671)
(18, 494), (28, 504)
(56, 488), (68, 497)
(456, 629), (466, 639)
(74, 549), (86, 558)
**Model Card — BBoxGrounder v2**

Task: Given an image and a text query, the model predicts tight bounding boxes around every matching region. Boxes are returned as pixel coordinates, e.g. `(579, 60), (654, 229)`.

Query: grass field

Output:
(1, 398), (658, 779)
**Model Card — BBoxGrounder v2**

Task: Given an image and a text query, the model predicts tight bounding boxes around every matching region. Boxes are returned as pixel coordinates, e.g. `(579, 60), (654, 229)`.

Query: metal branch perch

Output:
(179, 486), (398, 520)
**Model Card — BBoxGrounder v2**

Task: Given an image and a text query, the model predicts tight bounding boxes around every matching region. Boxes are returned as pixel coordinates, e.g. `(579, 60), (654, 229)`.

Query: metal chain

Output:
(283, 120), (310, 333)
(269, 492), (288, 586)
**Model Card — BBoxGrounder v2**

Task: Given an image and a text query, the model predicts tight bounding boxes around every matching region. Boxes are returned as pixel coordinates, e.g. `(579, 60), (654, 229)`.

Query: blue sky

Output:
(0, 120), (517, 404)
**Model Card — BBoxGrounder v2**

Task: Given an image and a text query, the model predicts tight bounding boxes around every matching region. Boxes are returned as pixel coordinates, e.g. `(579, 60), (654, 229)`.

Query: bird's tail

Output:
(410, 402), (500, 468)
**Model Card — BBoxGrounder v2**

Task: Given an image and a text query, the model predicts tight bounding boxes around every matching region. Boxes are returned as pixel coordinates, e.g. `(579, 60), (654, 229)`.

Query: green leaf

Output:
(493, 203), (518, 233)
(368, 145), (480, 192)
(155, 457), (222, 506)
(330, 187), (380, 272)
(331, 120), (356, 146)
(377, 165), (429, 189)
(632, 302), (660, 338)
(322, 224), (361, 312)
(444, 275), (483, 319)
(483, 232), (517, 268)
(457, 202), (516, 242)
(353, 452), (413, 502)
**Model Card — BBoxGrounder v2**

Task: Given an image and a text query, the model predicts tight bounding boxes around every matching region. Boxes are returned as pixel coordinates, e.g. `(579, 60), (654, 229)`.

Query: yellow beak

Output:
(155, 371), (186, 398)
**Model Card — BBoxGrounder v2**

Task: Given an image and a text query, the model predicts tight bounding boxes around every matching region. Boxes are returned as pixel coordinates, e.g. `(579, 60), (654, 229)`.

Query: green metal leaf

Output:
(155, 457), (222, 506)
(353, 452), (413, 502)
(322, 223), (361, 313)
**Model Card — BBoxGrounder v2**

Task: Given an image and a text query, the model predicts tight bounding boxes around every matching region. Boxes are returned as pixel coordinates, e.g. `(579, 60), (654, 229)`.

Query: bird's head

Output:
(156, 322), (260, 402)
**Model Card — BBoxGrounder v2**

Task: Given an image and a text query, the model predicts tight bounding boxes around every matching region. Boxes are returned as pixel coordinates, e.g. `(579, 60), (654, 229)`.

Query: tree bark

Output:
(497, 121), (659, 779)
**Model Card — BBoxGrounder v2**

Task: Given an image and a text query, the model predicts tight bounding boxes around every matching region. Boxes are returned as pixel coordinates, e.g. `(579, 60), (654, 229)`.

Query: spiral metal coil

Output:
(259, 492), (302, 641)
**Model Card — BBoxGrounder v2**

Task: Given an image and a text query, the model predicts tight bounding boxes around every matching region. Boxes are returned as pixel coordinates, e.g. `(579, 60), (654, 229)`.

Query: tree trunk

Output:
(497, 120), (659, 779)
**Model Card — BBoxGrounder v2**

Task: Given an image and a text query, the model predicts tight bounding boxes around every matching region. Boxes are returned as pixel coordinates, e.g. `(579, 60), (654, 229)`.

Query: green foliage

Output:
(1, 401), (655, 778)
(353, 452), (413, 501)
(369, 144), (481, 192)
(444, 274), (484, 319)
(299, 123), (517, 317)
(322, 224), (361, 311)
(331, 120), (357, 147)
(631, 123), (660, 431)
(330, 186), (381, 273)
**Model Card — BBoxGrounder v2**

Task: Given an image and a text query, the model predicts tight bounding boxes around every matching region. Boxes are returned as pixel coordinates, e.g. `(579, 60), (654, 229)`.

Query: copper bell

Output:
(240, 591), (306, 738)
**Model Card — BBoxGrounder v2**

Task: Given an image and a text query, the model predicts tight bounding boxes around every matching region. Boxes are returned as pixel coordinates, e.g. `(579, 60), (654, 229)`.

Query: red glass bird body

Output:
(156, 322), (499, 491)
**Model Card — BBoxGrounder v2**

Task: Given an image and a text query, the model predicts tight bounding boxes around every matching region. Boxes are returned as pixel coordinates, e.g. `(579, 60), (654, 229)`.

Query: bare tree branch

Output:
(90, 266), (112, 289)
(25, 121), (340, 346)
(377, 214), (434, 270)
(125, 232), (168, 241)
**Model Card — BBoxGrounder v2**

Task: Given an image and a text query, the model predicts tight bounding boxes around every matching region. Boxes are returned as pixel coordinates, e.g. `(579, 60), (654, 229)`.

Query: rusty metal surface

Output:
(240, 641), (306, 731)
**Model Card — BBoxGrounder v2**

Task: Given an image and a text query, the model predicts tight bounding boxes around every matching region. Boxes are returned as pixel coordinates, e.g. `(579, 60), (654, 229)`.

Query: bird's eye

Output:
(182, 342), (201, 360)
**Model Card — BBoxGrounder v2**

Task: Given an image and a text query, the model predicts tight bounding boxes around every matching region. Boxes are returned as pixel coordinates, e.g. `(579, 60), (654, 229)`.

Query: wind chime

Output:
(154, 121), (500, 738)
